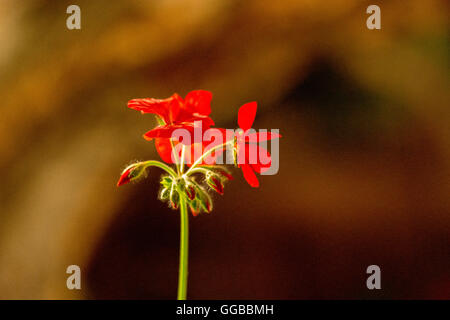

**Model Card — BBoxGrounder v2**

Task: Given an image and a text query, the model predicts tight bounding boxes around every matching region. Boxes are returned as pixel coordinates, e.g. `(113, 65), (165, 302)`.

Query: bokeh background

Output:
(0, 0), (449, 299)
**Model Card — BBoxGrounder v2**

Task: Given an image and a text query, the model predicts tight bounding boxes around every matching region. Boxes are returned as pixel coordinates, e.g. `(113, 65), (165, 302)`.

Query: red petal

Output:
(241, 164), (259, 187)
(128, 98), (168, 115)
(176, 110), (215, 128)
(181, 116), (215, 133)
(155, 138), (176, 164)
(155, 138), (209, 165)
(238, 102), (257, 131)
(169, 93), (183, 121)
(252, 145), (272, 173)
(127, 98), (170, 122)
(128, 93), (182, 124)
(236, 143), (272, 172)
(184, 90), (212, 116)
(143, 125), (175, 140)
(117, 168), (132, 186)
(144, 118), (215, 144)
(143, 123), (195, 141)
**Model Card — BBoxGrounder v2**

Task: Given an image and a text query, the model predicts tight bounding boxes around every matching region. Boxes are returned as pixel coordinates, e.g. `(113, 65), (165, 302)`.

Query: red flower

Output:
(128, 90), (215, 141)
(235, 102), (281, 187)
(154, 128), (227, 165)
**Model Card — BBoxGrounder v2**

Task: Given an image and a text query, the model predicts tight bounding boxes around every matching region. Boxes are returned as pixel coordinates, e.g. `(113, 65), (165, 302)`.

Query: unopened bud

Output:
(186, 185), (196, 200)
(117, 162), (147, 186)
(189, 199), (200, 216)
(196, 187), (213, 213)
(160, 175), (173, 188)
(204, 198), (213, 212)
(159, 187), (169, 200)
(207, 176), (224, 195)
(169, 189), (179, 209)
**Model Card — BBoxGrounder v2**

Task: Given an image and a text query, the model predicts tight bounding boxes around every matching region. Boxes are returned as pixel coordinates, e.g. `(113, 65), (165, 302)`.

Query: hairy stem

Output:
(180, 145), (186, 174)
(184, 167), (212, 176)
(143, 160), (177, 178)
(184, 141), (233, 176)
(177, 191), (189, 300)
(169, 139), (180, 175)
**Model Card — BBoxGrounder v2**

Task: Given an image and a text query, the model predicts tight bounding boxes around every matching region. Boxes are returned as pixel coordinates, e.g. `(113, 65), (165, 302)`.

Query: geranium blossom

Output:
(117, 90), (280, 300)
(128, 90), (214, 141)
(154, 128), (227, 165)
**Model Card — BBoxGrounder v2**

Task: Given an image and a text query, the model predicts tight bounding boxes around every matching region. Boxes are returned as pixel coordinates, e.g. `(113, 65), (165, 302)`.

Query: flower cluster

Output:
(117, 90), (281, 216)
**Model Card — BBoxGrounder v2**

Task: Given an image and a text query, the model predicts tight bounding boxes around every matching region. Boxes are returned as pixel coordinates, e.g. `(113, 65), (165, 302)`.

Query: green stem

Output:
(180, 145), (186, 174)
(184, 141), (233, 176)
(169, 139), (180, 175)
(185, 167), (212, 176)
(143, 160), (177, 178)
(177, 191), (189, 300)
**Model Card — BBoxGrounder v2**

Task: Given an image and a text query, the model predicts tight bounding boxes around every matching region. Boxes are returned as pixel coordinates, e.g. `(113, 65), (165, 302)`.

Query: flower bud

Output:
(160, 175), (173, 188)
(117, 162), (147, 186)
(203, 197), (213, 213)
(207, 176), (224, 195)
(189, 199), (200, 216)
(195, 186), (213, 213)
(159, 187), (169, 200)
(186, 185), (196, 200)
(195, 187), (213, 213)
(169, 189), (179, 209)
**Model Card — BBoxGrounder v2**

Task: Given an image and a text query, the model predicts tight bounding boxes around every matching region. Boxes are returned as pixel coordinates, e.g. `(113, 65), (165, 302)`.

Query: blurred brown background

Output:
(0, 0), (449, 299)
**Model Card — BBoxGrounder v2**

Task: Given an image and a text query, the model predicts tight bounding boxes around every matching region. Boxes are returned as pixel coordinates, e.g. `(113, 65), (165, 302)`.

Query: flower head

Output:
(154, 130), (226, 166)
(119, 92), (280, 208)
(128, 90), (214, 141)
(118, 90), (281, 301)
